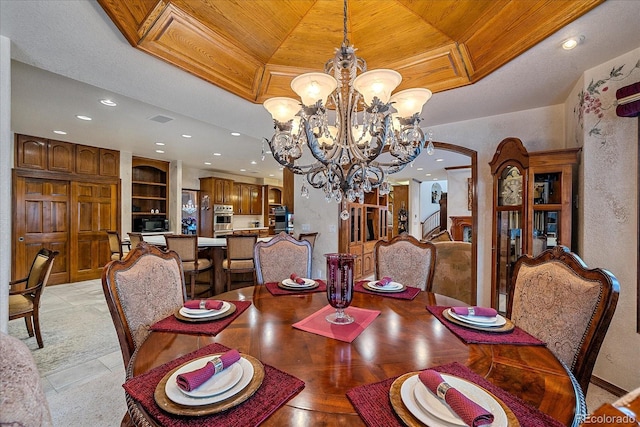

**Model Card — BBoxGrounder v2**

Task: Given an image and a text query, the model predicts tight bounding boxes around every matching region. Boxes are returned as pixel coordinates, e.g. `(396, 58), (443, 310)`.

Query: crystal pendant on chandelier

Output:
(263, 0), (433, 204)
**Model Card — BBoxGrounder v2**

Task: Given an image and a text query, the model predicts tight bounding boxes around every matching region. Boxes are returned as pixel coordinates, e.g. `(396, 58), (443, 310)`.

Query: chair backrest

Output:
(430, 241), (473, 304)
(127, 232), (144, 249)
(106, 230), (123, 259)
(0, 332), (53, 427)
(226, 234), (258, 263)
(374, 233), (436, 291)
(507, 245), (620, 394)
(101, 242), (186, 368)
(164, 234), (198, 264)
(25, 248), (58, 293)
(254, 232), (312, 284)
(298, 232), (319, 249)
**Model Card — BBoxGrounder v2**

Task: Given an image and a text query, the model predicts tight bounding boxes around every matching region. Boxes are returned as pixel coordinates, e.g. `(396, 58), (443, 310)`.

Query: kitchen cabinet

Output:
(233, 183), (263, 215)
(132, 157), (169, 231)
(213, 178), (234, 205)
(263, 186), (283, 234)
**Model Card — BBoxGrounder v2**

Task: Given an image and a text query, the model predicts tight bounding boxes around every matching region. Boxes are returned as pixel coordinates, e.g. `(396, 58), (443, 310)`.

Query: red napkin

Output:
(176, 349), (241, 391)
(290, 273), (305, 284)
(376, 276), (393, 286)
(419, 370), (494, 426)
(183, 299), (224, 310)
(451, 306), (497, 317)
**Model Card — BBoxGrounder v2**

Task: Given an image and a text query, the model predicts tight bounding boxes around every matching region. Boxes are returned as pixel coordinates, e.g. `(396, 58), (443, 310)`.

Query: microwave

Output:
(141, 218), (169, 232)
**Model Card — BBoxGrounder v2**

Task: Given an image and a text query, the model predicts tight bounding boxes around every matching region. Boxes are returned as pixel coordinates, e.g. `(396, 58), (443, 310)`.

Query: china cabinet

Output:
(132, 157), (169, 231)
(489, 138), (579, 313)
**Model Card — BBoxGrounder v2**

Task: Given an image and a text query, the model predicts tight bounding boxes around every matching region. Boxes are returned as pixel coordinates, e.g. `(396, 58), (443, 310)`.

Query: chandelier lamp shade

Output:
(263, 1), (433, 204)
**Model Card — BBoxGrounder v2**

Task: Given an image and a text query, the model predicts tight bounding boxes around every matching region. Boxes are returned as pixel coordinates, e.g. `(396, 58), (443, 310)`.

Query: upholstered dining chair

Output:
(0, 332), (53, 426)
(254, 232), (312, 285)
(102, 242), (186, 368)
(374, 233), (436, 291)
(223, 233), (258, 292)
(429, 241), (474, 305)
(106, 230), (126, 261)
(507, 245), (620, 395)
(298, 232), (319, 250)
(127, 232), (144, 250)
(164, 234), (213, 300)
(9, 248), (58, 348)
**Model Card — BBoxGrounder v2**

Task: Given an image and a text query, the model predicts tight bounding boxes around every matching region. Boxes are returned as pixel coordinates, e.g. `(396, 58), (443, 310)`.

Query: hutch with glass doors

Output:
(489, 137), (579, 313)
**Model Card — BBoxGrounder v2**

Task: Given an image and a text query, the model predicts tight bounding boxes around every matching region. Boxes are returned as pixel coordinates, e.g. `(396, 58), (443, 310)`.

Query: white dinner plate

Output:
(401, 374), (507, 427)
(178, 359), (243, 398)
(447, 309), (506, 327)
(165, 356), (254, 406)
(179, 301), (231, 319)
(366, 281), (404, 291)
(281, 278), (317, 288)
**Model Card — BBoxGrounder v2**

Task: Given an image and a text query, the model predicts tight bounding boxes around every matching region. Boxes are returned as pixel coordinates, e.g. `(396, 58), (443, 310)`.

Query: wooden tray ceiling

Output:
(98, 0), (603, 104)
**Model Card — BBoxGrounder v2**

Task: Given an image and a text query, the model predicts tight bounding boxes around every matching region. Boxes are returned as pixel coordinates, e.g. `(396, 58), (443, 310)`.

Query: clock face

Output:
(500, 168), (522, 206)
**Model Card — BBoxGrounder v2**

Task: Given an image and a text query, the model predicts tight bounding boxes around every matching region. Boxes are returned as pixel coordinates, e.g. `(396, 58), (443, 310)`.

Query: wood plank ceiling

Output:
(98, 0), (604, 104)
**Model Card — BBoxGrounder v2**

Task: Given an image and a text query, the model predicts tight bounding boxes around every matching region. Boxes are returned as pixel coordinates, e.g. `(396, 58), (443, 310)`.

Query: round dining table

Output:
(127, 285), (585, 426)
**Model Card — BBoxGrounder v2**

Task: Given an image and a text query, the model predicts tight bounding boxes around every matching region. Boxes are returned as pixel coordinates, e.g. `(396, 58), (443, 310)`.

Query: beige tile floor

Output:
(10, 279), (619, 426)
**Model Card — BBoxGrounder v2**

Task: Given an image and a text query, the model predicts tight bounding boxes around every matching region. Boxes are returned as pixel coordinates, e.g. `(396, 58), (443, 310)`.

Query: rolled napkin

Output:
(290, 273), (306, 284)
(183, 299), (224, 310)
(451, 306), (497, 317)
(376, 276), (393, 286)
(176, 349), (241, 391)
(419, 370), (494, 426)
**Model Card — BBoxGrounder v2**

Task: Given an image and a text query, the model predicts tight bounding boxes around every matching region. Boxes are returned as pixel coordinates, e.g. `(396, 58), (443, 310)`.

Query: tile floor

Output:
(13, 279), (620, 426)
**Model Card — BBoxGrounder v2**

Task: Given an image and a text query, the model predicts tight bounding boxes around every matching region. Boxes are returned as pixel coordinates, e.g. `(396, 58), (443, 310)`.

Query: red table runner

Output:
(150, 300), (252, 335)
(292, 305), (380, 343)
(265, 279), (327, 296)
(427, 306), (545, 346)
(354, 280), (421, 300)
(124, 342), (304, 427)
(346, 361), (565, 427)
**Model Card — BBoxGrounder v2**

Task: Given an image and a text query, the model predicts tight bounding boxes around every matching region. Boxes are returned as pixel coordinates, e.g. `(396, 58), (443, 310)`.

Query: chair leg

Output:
(226, 270), (231, 293)
(25, 315), (34, 337)
(190, 273), (196, 300)
(33, 309), (44, 349)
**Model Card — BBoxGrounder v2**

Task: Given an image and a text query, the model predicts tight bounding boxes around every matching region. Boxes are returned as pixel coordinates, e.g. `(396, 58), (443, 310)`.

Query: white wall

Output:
(419, 180), (447, 224)
(445, 168), (472, 230)
(0, 36), (11, 333)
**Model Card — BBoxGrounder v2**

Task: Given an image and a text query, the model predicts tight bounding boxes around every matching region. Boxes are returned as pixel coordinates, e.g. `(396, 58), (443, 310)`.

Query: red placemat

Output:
(354, 280), (421, 300)
(427, 306), (546, 346)
(292, 305), (381, 343)
(265, 279), (327, 296)
(123, 343), (304, 427)
(346, 361), (565, 427)
(150, 301), (252, 335)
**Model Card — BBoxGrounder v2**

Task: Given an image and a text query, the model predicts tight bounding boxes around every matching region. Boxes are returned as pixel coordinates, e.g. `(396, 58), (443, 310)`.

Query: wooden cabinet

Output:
(450, 216), (472, 242)
(131, 157), (169, 231)
(213, 178), (234, 205)
(489, 137), (579, 313)
(339, 189), (389, 280)
(234, 183), (263, 215)
(263, 186), (283, 235)
(48, 140), (75, 173)
(76, 145), (99, 175)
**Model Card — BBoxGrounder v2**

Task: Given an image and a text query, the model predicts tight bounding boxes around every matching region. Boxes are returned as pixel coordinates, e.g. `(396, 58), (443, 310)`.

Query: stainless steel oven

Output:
(213, 204), (233, 236)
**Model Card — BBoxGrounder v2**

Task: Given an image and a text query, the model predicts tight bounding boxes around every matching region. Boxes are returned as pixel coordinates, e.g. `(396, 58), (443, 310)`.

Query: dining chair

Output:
(429, 241), (473, 305)
(102, 241), (186, 368)
(223, 233), (258, 292)
(164, 234), (214, 300)
(507, 245), (620, 395)
(127, 232), (144, 249)
(297, 232), (319, 251)
(8, 248), (58, 348)
(374, 233), (436, 291)
(254, 232), (312, 285)
(0, 332), (53, 426)
(106, 230), (124, 261)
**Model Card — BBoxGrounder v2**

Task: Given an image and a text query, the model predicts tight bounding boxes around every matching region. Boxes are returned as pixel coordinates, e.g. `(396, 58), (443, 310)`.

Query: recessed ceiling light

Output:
(562, 35), (584, 50)
(231, 132), (241, 136)
(417, 167), (424, 171)
(213, 153), (222, 156)
(155, 142), (165, 146)
(204, 162), (212, 165)
(155, 150), (165, 154)
(100, 99), (117, 107)
(76, 115), (92, 121)
(240, 168), (246, 172)
(250, 161), (257, 165)
(278, 167), (283, 171)
(436, 158), (444, 162)
(269, 174), (274, 177)
(181, 134), (192, 138)
(433, 178), (438, 181)
(426, 173), (431, 176)
(53, 130), (67, 135)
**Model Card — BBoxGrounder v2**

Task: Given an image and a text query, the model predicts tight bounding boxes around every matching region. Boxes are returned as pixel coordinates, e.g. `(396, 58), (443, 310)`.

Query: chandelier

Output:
(263, 0), (434, 205)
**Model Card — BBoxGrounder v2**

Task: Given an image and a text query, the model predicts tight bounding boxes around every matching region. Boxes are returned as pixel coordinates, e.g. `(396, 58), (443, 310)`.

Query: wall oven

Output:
(213, 204), (233, 236)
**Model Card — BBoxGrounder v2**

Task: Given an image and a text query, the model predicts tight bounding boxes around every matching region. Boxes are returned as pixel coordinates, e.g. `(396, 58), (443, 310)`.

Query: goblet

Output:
(325, 253), (356, 325)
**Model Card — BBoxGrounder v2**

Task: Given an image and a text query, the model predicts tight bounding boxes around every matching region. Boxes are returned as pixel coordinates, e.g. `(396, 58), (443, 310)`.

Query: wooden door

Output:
(13, 175), (70, 284)
(250, 185), (262, 214)
(70, 182), (118, 281)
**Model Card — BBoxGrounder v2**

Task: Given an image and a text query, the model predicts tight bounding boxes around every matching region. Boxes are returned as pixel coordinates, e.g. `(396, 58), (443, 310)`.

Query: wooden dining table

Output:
(127, 284), (586, 426)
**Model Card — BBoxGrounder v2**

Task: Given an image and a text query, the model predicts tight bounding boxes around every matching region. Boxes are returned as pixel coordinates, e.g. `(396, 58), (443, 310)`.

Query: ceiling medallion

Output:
(263, 0), (433, 209)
